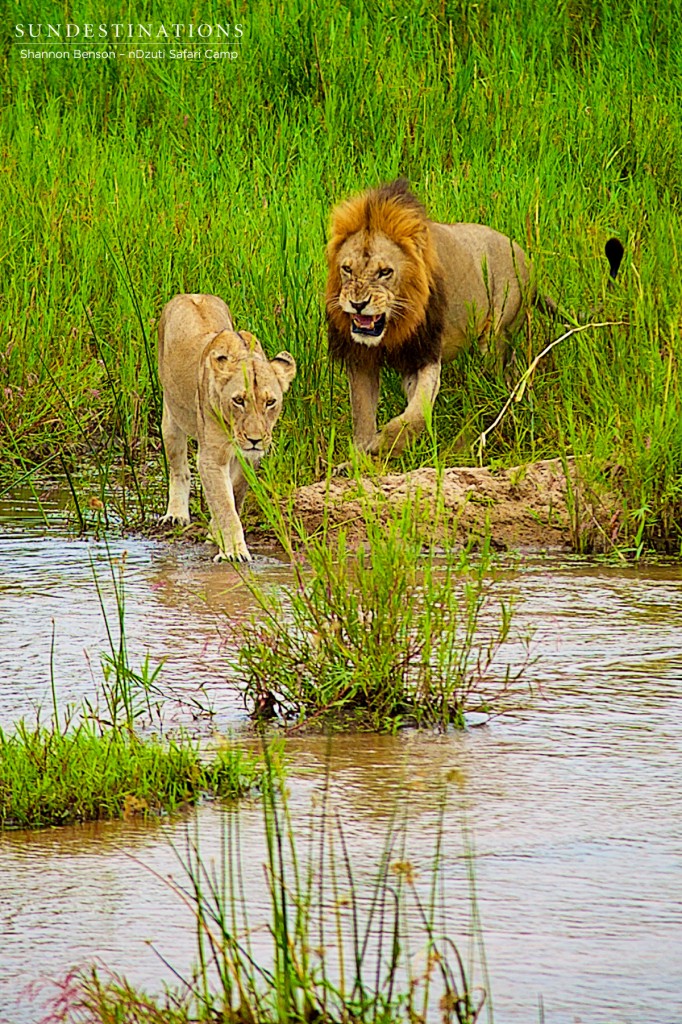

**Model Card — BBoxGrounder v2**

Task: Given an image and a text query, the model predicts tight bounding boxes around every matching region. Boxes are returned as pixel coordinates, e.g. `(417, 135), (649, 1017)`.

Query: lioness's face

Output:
(207, 333), (296, 461)
(334, 231), (405, 346)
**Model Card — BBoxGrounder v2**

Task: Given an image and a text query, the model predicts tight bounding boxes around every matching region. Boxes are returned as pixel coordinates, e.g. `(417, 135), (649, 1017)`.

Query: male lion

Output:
(158, 294), (296, 562)
(326, 178), (534, 456)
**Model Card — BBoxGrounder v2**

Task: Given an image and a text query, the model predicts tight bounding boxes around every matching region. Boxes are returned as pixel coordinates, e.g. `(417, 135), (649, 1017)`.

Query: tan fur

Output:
(158, 294), (296, 562)
(325, 181), (533, 456)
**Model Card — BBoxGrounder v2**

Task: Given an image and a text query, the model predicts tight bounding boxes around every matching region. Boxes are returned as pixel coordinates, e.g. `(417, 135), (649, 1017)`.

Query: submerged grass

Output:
(42, 754), (486, 1024)
(2, 0), (682, 551)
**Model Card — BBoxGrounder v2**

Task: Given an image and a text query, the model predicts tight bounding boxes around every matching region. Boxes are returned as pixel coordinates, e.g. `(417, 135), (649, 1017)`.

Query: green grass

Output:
(0, 543), (263, 830)
(0, 717), (261, 828)
(2, 0), (682, 550)
(42, 753), (485, 1024)
(234, 467), (525, 730)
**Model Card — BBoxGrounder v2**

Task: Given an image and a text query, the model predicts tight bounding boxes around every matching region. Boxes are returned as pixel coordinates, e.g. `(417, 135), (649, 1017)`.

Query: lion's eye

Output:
(341, 265), (352, 276)
(377, 267), (393, 279)
(265, 397), (277, 408)
(232, 395), (245, 407)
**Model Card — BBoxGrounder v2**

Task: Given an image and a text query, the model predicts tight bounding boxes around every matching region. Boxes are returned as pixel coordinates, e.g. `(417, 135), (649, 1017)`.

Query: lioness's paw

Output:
(212, 533), (252, 563)
(160, 512), (191, 526)
(213, 547), (253, 564)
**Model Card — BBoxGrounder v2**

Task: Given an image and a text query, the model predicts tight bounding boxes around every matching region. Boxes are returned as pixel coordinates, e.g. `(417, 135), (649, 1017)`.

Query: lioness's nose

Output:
(350, 299), (369, 313)
(246, 436), (262, 446)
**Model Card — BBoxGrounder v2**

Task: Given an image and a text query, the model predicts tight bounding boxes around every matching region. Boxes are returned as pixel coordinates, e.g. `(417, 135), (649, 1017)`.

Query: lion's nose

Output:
(245, 436), (262, 447)
(350, 299), (369, 313)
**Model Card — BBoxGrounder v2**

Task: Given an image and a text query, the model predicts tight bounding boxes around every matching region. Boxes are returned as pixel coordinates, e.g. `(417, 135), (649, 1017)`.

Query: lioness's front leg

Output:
(369, 360), (442, 457)
(230, 460), (250, 515)
(197, 447), (251, 562)
(161, 399), (191, 524)
(348, 360), (380, 451)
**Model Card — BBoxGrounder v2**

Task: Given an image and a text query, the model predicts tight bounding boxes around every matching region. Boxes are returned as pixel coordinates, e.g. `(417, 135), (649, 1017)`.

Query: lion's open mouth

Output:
(351, 313), (386, 338)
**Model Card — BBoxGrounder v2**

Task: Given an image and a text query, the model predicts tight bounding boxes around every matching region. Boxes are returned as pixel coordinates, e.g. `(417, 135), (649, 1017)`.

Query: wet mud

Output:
(293, 457), (609, 550)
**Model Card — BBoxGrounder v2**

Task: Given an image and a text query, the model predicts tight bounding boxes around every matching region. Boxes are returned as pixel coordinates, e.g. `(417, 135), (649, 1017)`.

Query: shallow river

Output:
(1, 499), (681, 1024)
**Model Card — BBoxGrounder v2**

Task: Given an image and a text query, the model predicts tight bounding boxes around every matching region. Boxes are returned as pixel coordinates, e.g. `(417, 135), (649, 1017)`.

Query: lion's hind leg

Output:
(160, 399), (192, 524)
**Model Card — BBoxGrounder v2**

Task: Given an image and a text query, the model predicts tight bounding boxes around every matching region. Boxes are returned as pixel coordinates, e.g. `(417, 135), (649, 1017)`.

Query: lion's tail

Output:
(535, 237), (624, 323)
(534, 292), (559, 317)
(605, 237), (624, 287)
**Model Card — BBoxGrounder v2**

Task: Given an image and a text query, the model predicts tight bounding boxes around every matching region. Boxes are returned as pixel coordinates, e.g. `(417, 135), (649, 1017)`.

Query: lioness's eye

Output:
(265, 397), (277, 408)
(377, 267), (393, 279)
(233, 396), (245, 407)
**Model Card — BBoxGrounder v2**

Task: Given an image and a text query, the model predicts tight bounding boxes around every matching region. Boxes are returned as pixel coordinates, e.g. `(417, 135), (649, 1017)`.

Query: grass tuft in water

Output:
(0, 717), (259, 830)
(42, 752), (486, 1024)
(234, 465), (526, 731)
(0, 550), (263, 831)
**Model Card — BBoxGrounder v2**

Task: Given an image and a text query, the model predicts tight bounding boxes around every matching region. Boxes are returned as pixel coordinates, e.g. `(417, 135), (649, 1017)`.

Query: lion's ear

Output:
(270, 351), (296, 392)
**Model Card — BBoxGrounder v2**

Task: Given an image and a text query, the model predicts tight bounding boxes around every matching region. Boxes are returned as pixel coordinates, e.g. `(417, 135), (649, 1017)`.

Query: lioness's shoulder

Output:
(159, 294), (234, 351)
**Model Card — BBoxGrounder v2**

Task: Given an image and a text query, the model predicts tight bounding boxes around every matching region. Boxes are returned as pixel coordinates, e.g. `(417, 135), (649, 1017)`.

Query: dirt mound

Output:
(293, 458), (592, 550)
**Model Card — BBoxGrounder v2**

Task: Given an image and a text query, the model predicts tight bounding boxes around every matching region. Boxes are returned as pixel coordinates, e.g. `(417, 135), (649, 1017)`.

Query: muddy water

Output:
(1, 509), (682, 1024)
(0, 513), (291, 729)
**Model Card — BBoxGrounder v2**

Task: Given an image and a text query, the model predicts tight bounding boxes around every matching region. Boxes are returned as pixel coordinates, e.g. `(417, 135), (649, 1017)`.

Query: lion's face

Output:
(204, 331), (296, 461)
(326, 183), (439, 353)
(333, 231), (407, 346)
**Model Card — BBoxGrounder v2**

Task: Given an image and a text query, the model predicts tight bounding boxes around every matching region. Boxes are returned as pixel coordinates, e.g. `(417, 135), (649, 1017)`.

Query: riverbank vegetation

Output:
(2, 0), (682, 553)
(0, 718), (260, 828)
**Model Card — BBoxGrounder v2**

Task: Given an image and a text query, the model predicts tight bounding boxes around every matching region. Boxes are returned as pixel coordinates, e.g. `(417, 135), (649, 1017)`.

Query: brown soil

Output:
(292, 458), (608, 551)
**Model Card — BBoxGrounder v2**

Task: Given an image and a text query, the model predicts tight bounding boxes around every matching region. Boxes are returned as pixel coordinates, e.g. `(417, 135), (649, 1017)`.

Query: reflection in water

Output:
(0, 523), (290, 729)
(1, 519), (682, 1023)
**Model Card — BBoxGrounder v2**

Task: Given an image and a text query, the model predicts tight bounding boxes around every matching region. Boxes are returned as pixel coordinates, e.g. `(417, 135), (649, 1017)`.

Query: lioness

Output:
(158, 294), (296, 562)
(326, 178), (534, 456)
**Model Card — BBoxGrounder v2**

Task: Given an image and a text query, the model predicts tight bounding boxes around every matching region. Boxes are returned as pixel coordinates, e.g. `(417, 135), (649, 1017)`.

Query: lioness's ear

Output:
(209, 332), (245, 377)
(237, 330), (266, 357)
(270, 351), (296, 392)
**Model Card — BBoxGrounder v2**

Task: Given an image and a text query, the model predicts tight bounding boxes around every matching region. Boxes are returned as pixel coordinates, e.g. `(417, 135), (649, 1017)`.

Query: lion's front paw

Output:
(363, 432), (384, 456)
(371, 421), (409, 457)
(332, 446), (381, 475)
